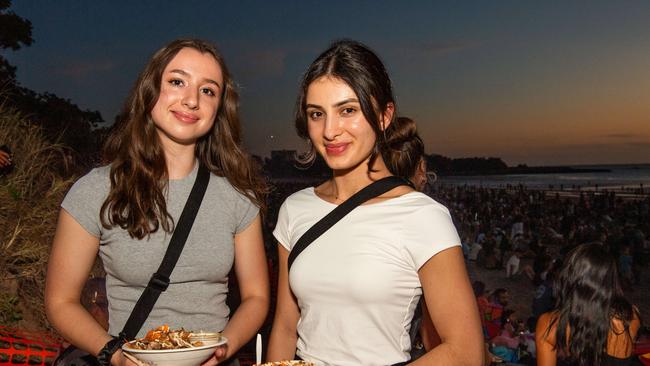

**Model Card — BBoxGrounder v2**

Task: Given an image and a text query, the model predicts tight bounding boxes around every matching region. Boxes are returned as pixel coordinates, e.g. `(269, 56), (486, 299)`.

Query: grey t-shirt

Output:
(61, 163), (259, 337)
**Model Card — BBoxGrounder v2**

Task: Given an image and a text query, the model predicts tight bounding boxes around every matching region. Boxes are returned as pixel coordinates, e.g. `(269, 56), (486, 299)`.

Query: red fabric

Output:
(482, 303), (505, 339)
(639, 355), (650, 366)
(0, 326), (61, 365)
(636, 334), (650, 355)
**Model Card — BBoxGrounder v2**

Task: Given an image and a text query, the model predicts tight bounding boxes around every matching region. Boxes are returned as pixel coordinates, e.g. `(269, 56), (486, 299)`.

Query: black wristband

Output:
(97, 337), (124, 366)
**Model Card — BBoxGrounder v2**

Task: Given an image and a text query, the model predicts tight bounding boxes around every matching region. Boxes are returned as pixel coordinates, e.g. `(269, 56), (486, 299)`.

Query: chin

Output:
(322, 156), (349, 170)
(328, 160), (368, 175)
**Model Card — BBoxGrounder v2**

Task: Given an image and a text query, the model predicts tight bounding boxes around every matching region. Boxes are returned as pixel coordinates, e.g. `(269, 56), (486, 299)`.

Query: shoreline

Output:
(432, 181), (648, 201)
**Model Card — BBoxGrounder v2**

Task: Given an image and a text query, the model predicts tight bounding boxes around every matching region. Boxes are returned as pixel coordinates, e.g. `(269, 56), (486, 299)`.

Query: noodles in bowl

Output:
(122, 325), (227, 366)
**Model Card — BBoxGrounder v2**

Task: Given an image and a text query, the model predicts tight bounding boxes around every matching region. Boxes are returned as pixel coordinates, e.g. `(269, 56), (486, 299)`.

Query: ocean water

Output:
(435, 164), (650, 190)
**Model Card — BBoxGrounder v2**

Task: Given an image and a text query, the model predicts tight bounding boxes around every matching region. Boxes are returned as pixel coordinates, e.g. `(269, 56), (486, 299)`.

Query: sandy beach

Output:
(466, 256), (650, 329)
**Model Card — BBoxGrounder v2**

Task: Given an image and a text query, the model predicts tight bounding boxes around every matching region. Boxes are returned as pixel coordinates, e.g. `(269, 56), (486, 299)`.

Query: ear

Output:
(414, 158), (428, 191)
(418, 158), (427, 176)
(380, 102), (395, 131)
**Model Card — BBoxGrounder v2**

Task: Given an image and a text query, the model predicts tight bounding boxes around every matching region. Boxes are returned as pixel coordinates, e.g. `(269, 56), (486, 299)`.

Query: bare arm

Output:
(535, 312), (557, 366)
(266, 245), (300, 361)
(218, 215), (270, 360)
(418, 301), (441, 351)
(45, 209), (135, 366)
(410, 247), (485, 366)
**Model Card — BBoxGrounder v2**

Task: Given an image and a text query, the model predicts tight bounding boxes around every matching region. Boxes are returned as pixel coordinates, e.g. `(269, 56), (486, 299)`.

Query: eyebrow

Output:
(306, 98), (359, 109)
(169, 69), (221, 88)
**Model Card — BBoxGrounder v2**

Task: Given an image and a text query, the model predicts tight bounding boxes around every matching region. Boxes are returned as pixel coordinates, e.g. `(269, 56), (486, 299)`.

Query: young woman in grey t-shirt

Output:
(45, 39), (269, 366)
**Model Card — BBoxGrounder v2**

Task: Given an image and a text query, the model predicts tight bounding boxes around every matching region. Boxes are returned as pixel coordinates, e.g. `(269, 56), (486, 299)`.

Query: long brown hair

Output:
(101, 39), (267, 239)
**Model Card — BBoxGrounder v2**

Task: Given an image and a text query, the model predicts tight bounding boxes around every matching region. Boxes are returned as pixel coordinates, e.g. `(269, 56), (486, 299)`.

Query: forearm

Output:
(410, 341), (485, 366)
(221, 294), (268, 358)
(420, 326), (441, 351)
(266, 323), (298, 361)
(45, 298), (112, 356)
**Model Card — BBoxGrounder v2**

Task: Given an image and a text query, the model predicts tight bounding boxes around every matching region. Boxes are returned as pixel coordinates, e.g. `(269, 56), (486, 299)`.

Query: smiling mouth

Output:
(325, 143), (349, 156)
(172, 111), (199, 123)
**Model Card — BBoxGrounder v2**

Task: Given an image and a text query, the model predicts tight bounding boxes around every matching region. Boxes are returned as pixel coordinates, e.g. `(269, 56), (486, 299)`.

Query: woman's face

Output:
(305, 76), (386, 174)
(151, 47), (223, 150)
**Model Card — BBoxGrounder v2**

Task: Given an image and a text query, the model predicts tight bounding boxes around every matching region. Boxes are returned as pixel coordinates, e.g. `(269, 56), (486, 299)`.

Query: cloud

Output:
(603, 133), (642, 139)
(624, 141), (650, 148)
(56, 60), (116, 79)
(499, 141), (650, 166)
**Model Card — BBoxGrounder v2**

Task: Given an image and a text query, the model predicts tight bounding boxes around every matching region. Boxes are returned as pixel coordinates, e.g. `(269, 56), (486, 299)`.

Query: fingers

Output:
(215, 346), (227, 358)
(201, 355), (219, 366)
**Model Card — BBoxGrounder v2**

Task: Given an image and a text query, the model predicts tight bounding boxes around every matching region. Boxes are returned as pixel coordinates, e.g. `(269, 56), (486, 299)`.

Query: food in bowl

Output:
(126, 324), (208, 350)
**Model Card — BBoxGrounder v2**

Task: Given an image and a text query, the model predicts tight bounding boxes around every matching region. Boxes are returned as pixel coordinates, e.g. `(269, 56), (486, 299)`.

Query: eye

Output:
(341, 107), (356, 115)
(201, 88), (216, 97)
(169, 79), (184, 87)
(308, 110), (324, 120)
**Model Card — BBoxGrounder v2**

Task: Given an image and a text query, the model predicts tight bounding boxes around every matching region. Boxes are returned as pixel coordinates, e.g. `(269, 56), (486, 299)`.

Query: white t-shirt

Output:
(273, 188), (461, 365)
(511, 222), (524, 239)
(468, 242), (482, 261)
(505, 254), (520, 278)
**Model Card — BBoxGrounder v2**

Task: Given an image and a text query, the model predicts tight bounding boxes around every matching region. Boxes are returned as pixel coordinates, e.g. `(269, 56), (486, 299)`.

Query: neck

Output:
(329, 156), (392, 201)
(162, 143), (197, 179)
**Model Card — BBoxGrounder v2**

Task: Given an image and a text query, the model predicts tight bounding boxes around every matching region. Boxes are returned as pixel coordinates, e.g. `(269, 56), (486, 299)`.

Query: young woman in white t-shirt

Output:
(267, 40), (484, 366)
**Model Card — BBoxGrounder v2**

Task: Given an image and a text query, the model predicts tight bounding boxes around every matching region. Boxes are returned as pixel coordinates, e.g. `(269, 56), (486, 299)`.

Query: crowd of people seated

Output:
(434, 184), (648, 287)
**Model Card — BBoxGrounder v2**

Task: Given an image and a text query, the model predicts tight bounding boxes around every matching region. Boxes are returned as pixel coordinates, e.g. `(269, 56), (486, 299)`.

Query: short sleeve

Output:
(233, 192), (260, 234)
(272, 199), (291, 251)
(61, 168), (109, 238)
(402, 202), (461, 269)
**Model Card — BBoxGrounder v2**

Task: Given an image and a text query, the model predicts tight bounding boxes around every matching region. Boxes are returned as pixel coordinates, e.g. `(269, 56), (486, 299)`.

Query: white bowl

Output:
(122, 336), (227, 366)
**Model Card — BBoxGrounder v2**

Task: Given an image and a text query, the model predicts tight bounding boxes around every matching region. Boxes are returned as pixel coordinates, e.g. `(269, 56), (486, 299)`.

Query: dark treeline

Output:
(1, 1), (108, 174)
(426, 155), (508, 175)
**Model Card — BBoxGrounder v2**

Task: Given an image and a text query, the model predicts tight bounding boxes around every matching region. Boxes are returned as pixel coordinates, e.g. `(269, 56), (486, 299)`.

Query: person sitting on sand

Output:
(484, 288), (510, 339)
(505, 248), (524, 278)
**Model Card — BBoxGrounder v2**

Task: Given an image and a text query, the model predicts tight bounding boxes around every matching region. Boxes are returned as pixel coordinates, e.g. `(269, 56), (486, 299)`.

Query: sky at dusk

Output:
(5, 1), (650, 166)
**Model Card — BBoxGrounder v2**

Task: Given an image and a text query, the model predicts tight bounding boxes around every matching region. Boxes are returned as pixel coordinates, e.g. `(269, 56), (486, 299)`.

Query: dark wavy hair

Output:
(546, 243), (637, 366)
(295, 39), (421, 178)
(384, 117), (424, 179)
(100, 39), (267, 239)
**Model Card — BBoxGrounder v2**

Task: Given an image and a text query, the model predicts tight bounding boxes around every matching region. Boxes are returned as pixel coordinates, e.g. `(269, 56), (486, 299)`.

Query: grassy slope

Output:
(0, 105), (74, 332)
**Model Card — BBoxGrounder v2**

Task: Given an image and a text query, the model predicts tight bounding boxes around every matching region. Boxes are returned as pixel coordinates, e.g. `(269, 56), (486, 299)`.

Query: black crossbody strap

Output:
(287, 176), (413, 272)
(119, 163), (210, 340)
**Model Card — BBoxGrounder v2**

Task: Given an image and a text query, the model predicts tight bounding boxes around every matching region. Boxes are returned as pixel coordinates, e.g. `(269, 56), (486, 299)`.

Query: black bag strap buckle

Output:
(148, 273), (170, 292)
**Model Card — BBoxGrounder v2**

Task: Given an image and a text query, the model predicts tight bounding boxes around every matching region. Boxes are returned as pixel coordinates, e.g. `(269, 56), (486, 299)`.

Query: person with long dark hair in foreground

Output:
(45, 39), (269, 366)
(536, 243), (641, 366)
(267, 39), (483, 365)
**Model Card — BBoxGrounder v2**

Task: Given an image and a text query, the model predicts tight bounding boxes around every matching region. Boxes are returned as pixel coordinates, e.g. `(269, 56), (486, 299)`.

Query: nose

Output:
(182, 87), (199, 110)
(323, 115), (342, 141)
